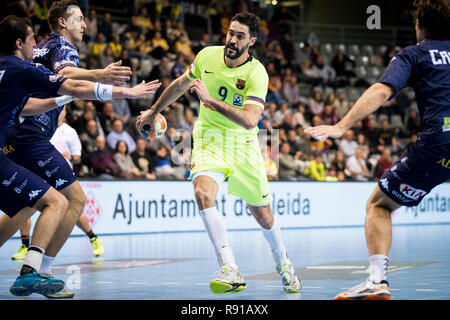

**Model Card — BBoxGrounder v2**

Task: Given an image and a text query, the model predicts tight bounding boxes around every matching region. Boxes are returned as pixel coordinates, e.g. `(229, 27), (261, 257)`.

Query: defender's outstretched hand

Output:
(304, 124), (346, 140)
(103, 60), (133, 86)
(123, 80), (161, 99)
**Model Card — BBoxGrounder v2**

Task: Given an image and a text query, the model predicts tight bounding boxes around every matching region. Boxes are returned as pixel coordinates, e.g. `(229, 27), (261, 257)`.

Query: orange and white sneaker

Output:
(334, 279), (390, 300)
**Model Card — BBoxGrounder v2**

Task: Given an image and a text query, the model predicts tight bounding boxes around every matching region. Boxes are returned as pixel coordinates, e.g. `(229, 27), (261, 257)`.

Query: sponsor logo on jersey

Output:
(437, 157), (450, 169)
(379, 178), (389, 191)
(32, 48), (49, 59)
(236, 79), (245, 90)
(2, 172), (17, 186)
(233, 94), (243, 107)
(399, 183), (427, 201)
(29, 189), (42, 200)
(45, 166), (60, 178)
(14, 179), (28, 194)
(49, 75), (62, 83)
(55, 178), (68, 188)
(38, 157), (54, 167)
(1, 144), (15, 155)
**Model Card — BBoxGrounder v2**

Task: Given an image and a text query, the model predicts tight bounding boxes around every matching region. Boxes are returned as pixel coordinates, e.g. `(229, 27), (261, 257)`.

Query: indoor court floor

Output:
(1, 223), (450, 300)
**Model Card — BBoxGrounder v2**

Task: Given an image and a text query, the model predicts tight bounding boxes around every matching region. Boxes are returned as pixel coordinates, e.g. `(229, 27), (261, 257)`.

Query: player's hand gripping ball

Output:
(141, 113), (167, 139)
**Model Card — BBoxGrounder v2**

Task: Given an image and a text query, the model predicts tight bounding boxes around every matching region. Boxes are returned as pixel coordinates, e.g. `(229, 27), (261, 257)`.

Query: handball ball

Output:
(141, 113), (167, 139)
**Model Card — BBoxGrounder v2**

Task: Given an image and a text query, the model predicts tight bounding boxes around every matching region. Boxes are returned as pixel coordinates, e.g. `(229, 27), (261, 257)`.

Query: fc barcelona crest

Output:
(236, 79), (246, 90)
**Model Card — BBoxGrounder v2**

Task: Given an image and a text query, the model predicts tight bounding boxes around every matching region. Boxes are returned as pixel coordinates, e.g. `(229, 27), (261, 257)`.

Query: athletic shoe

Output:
(10, 270), (65, 296)
(11, 245), (28, 260)
(334, 279), (391, 300)
(90, 237), (104, 257)
(40, 273), (75, 299)
(276, 259), (302, 293)
(209, 264), (247, 294)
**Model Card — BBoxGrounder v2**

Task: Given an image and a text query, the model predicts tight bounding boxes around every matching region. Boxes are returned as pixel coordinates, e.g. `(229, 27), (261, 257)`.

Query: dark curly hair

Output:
(413, 0), (450, 40)
(47, 0), (80, 31)
(231, 12), (260, 38)
(0, 16), (33, 55)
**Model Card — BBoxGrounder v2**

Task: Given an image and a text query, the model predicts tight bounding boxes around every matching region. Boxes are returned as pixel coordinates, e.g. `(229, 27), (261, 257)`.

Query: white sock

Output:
(39, 255), (55, 274)
(368, 254), (389, 283)
(200, 206), (236, 267)
(23, 246), (45, 272)
(262, 218), (288, 269)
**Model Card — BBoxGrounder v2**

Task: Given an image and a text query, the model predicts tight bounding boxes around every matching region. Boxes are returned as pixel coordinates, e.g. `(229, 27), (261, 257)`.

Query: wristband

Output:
(94, 82), (113, 101)
(55, 95), (73, 106)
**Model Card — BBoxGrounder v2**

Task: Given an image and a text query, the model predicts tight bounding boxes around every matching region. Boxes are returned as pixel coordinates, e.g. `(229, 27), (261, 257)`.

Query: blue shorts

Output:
(0, 156), (51, 217)
(6, 141), (77, 191)
(378, 142), (450, 207)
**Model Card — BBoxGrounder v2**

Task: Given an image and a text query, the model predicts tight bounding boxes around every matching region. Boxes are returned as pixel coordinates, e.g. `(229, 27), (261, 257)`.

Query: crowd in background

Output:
(8, 0), (421, 182)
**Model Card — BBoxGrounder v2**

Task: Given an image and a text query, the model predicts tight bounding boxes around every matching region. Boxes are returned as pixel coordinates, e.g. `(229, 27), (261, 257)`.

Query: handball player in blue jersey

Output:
(0, 15), (160, 297)
(7, 0), (130, 270)
(306, 0), (449, 300)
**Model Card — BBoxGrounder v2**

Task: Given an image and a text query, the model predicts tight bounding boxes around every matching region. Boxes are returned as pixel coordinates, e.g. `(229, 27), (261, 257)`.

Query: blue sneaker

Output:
(10, 270), (65, 296)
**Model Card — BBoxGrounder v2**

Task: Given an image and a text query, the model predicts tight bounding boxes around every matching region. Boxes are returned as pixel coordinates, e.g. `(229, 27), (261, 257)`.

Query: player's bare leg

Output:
(248, 204), (301, 293)
(7, 188), (68, 296)
(335, 185), (401, 300)
(193, 174), (246, 294)
(76, 214), (104, 257)
(11, 218), (32, 260)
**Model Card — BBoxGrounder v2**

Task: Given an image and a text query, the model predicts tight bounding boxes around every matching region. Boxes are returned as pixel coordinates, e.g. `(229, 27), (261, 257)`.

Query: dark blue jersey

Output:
(0, 55), (66, 156)
(377, 39), (450, 147)
(10, 32), (79, 142)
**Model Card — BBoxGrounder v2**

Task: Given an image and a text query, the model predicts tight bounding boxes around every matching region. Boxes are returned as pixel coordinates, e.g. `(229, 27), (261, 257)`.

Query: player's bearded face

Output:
(225, 22), (254, 60)
(225, 41), (249, 59)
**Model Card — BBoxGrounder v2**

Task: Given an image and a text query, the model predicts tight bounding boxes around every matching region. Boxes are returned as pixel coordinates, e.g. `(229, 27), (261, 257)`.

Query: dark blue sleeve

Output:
(377, 48), (414, 99)
(24, 63), (67, 97)
(49, 44), (79, 73)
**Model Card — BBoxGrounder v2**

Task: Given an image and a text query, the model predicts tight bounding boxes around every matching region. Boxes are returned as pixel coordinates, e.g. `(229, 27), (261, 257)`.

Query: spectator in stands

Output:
(267, 75), (285, 106)
(273, 103), (289, 126)
(263, 102), (279, 128)
(135, 7), (153, 33)
(356, 132), (369, 148)
(292, 104), (309, 128)
(300, 59), (321, 85)
(107, 119), (136, 154)
(50, 107), (82, 171)
(388, 136), (405, 158)
(180, 107), (195, 131)
(363, 116), (381, 154)
(287, 129), (301, 155)
(90, 33), (107, 67)
(175, 34), (194, 62)
(88, 136), (119, 179)
(98, 12), (113, 41)
(163, 19), (177, 46)
(109, 34), (122, 59)
(98, 45), (115, 69)
(331, 47), (356, 79)
(313, 55), (336, 87)
(278, 142), (301, 181)
(112, 98), (131, 126)
(135, 33), (152, 55)
(150, 56), (172, 81)
(263, 145), (278, 181)
(131, 138), (156, 180)
(339, 129), (358, 159)
(151, 31), (170, 58)
(98, 101), (117, 135)
(330, 151), (347, 177)
(194, 33), (210, 54)
(280, 33), (295, 63)
(171, 55), (186, 78)
(308, 90), (325, 115)
(378, 119), (394, 151)
(84, 9), (97, 43)
(79, 119), (101, 155)
(282, 75), (301, 105)
(334, 91), (349, 119)
(320, 104), (339, 125)
(113, 140), (142, 179)
(153, 144), (179, 179)
(374, 148), (392, 179)
(346, 146), (369, 181)
(296, 126), (313, 161)
(304, 154), (326, 181)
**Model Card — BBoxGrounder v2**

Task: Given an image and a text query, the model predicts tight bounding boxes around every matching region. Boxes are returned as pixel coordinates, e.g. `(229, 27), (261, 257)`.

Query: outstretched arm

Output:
(21, 96), (73, 116)
(304, 83), (392, 139)
(58, 60), (132, 86)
